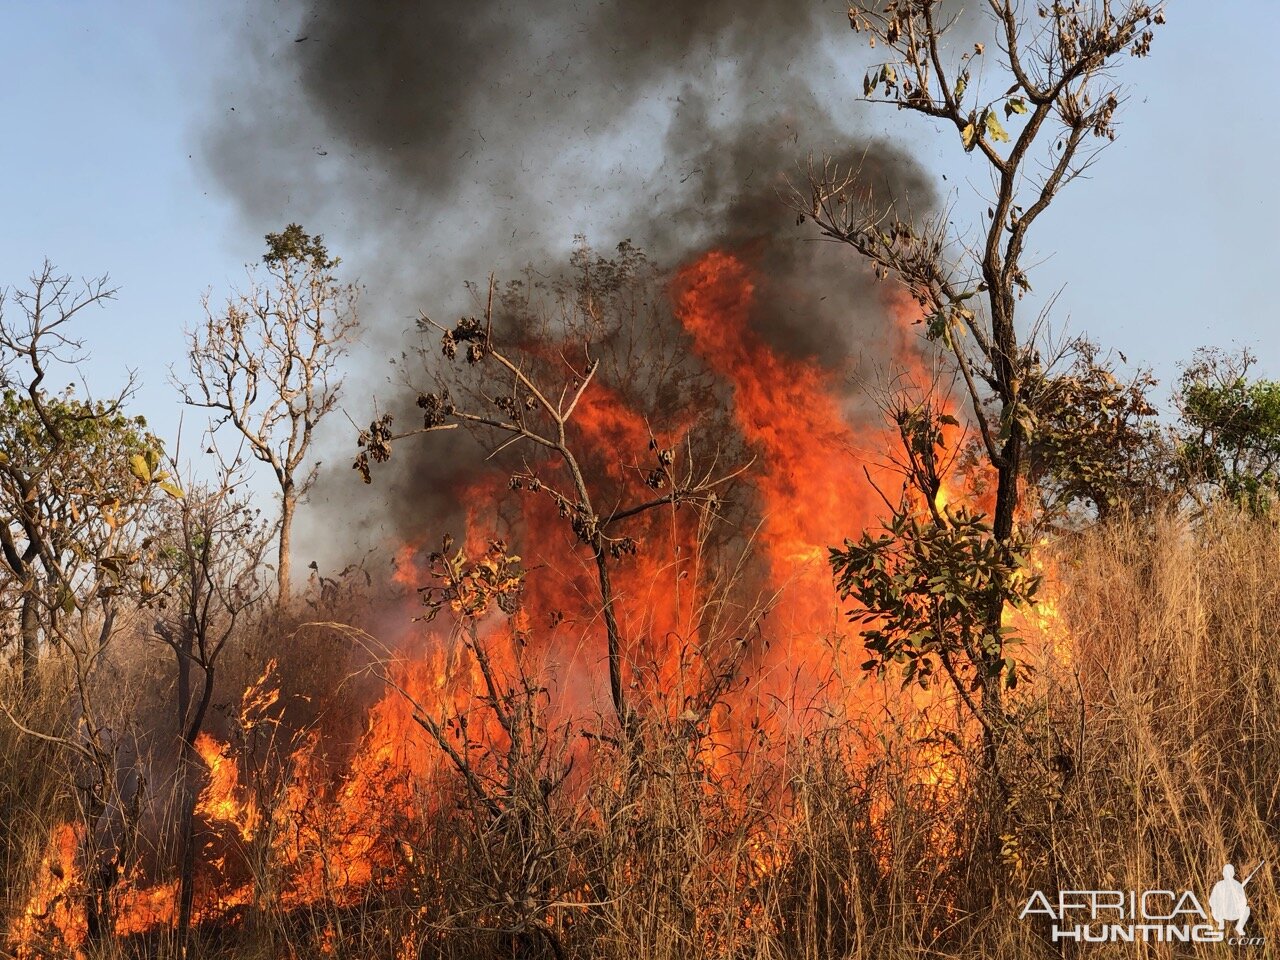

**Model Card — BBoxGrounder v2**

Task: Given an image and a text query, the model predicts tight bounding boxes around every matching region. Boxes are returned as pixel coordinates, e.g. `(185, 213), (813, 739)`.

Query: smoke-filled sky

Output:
(1, 1), (1278, 552)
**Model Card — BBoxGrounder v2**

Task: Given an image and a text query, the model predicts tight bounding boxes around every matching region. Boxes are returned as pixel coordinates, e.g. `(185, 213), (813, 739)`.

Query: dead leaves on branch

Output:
(418, 535), (526, 626)
(852, 0), (1164, 154)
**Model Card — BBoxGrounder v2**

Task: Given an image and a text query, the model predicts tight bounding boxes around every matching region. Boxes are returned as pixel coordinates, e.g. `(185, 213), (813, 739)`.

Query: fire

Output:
(669, 249), (948, 728)
(11, 823), (85, 959)
(114, 882), (178, 938)
(5, 245), (1065, 954)
(194, 733), (259, 841)
(672, 249), (880, 617)
(1011, 540), (1070, 668)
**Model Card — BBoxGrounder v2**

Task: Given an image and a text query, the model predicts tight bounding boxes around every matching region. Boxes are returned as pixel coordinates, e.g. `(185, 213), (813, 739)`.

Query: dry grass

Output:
(4, 510), (1280, 958)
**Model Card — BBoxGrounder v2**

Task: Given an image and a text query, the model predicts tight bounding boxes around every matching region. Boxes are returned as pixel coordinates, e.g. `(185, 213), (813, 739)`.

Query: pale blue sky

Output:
(1, 2), (1275, 454)
(0, 3), (249, 442)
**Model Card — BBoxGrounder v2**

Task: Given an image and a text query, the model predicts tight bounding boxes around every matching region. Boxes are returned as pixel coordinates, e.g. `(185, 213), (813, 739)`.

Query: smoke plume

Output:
(204, 0), (940, 558)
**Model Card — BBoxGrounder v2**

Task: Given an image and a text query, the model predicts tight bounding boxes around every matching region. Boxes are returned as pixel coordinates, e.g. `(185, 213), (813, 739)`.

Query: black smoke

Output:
(204, 0), (941, 558)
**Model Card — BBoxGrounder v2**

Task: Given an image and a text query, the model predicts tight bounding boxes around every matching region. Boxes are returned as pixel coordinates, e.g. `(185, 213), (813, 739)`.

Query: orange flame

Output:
(6, 246), (1072, 952)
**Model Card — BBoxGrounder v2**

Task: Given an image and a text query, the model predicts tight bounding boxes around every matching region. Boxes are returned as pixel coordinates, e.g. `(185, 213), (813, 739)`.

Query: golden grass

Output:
(3, 510), (1280, 958)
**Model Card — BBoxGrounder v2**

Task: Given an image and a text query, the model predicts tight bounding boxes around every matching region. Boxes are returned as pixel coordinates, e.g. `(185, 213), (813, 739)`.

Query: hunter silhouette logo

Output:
(1211, 861), (1264, 936)
(1019, 859), (1267, 945)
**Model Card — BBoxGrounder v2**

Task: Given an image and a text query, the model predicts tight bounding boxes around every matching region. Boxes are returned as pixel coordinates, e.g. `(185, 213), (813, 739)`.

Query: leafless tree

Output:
(178, 224), (358, 605)
(356, 278), (745, 733)
(151, 455), (271, 949)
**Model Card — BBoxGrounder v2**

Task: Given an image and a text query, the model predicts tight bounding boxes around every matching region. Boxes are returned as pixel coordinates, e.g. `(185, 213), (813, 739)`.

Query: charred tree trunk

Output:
(164, 619), (217, 955)
(591, 543), (630, 735)
(179, 675), (217, 951)
(174, 629), (196, 952)
(983, 293), (1023, 745)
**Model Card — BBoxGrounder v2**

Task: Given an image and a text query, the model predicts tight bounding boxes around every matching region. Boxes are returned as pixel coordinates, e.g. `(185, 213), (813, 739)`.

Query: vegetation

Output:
(178, 224), (359, 604)
(1176, 347), (1280, 513)
(10, 4), (1280, 960)
(796, 1), (1167, 793)
(3, 506), (1280, 959)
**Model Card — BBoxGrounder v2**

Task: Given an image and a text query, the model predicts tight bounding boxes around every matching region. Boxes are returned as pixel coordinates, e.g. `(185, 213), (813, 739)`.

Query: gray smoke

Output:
(203, 0), (941, 560)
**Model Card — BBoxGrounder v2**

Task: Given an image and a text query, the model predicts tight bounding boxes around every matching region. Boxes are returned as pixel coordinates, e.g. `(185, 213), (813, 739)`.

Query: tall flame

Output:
(6, 246), (1067, 954)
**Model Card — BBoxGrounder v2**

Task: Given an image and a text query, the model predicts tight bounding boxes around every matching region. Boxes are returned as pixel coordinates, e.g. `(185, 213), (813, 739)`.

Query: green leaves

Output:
(831, 503), (1039, 699)
(998, 399), (1039, 446)
(960, 97), (1028, 151)
(962, 112), (1007, 149)
(128, 448), (183, 498)
(1176, 347), (1280, 513)
(129, 453), (153, 483)
(830, 398), (1039, 705)
(0, 385), (183, 619)
(926, 311), (952, 346)
(263, 223), (338, 272)
(925, 301), (977, 350)
(1022, 338), (1162, 521)
(157, 480), (185, 500)
(863, 62), (901, 98)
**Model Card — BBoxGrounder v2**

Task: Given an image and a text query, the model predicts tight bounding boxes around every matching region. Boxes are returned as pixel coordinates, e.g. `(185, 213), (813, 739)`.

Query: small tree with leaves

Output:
(179, 224), (358, 603)
(1175, 347), (1280, 514)
(831, 389), (1040, 776)
(800, 0), (1163, 746)
(0, 267), (183, 947)
(0, 262), (176, 689)
(1019, 339), (1163, 525)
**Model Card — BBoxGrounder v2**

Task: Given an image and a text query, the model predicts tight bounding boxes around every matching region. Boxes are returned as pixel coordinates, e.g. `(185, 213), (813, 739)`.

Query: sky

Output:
(0, 3), (251, 447)
(1, 1), (1276, 460)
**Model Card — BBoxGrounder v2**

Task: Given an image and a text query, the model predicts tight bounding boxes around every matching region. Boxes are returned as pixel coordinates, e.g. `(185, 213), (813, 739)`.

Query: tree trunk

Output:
(20, 590), (39, 691)
(277, 492), (294, 606)
(972, 415), (1024, 862)
(992, 432), (1022, 544)
(175, 647), (215, 957)
(591, 544), (630, 733)
(175, 741), (199, 955)
(174, 637), (195, 952)
(985, 294), (1024, 738)
(984, 433), (1023, 730)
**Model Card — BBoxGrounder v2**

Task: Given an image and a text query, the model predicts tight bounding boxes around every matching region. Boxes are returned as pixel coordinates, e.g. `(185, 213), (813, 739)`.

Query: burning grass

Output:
(1, 241), (1273, 959)
(1, 510), (1278, 958)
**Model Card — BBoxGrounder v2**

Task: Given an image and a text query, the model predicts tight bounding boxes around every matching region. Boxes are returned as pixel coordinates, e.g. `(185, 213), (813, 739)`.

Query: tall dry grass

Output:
(4, 510), (1280, 958)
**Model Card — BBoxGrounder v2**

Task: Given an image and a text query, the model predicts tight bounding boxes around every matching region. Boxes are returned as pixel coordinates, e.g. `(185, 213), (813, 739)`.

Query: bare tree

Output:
(798, 2), (1163, 727)
(151, 457), (271, 950)
(178, 224), (358, 604)
(356, 278), (743, 732)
